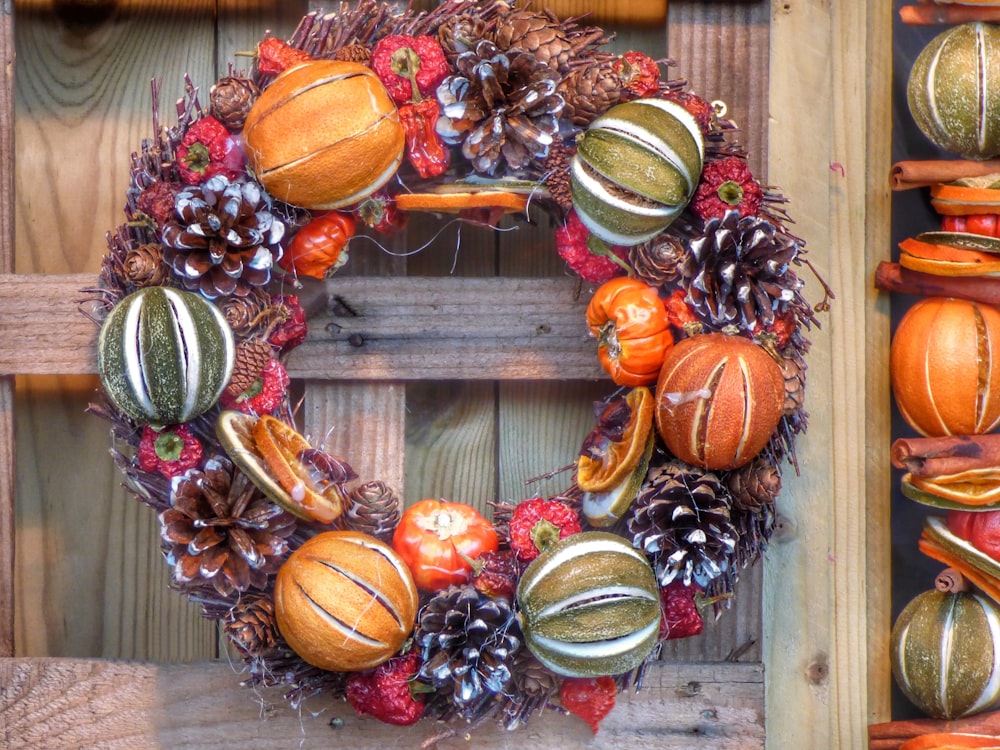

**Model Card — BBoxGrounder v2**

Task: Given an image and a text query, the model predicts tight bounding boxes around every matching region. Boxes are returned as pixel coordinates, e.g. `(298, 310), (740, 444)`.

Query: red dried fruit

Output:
(370, 34), (449, 104)
(221, 358), (290, 415)
(664, 90), (716, 133)
(659, 580), (704, 640)
(354, 190), (409, 234)
(555, 210), (628, 283)
(508, 497), (582, 562)
(467, 548), (519, 600)
(398, 98), (451, 178)
(346, 651), (427, 726)
(560, 676), (617, 734)
(663, 288), (699, 330)
(137, 424), (204, 479)
(267, 294), (308, 352)
(137, 180), (182, 227)
(691, 156), (764, 221)
(175, 116), (243, 186)
(256, 37), (311, 77)
(614, 51), (660, 99)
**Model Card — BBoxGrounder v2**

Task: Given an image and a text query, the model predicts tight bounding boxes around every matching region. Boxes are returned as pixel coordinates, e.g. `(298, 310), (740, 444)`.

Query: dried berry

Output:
(346, 651), (427, 726)
(555, 210), (627, 284)
(220, 357), (290, 415)
(665, 90), (716, 133)
(614, 51), (660, 99)
(137, 424), (203, 479)
(467, 548), (519, 600)
(256, 37), (311, 77)
(659, 580), (704, 640)
(371, 34), (450, 104)
(560, 676), (617, 734)
(691, 156), (764, 221)
(508, 497), (582, 562)
(137, 180), (182, 227)
(267, 294), (307, 352)
(663, 288), (699, 331)
(175, 116), (243, 186)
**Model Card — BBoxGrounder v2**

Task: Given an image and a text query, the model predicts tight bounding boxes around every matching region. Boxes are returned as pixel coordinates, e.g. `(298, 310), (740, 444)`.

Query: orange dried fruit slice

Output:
(394, 190), (530, 214)
(931, 182), (1000, 215)
(899, 251), (1000, 277)
(252, 414), (348, 524)
(576, 386), (655, 493)
(900, 237), (1000, 264)
(905, 472), (1000, 508)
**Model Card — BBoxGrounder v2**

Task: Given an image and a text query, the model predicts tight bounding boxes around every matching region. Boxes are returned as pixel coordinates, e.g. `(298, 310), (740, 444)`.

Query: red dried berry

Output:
(354, 190), (409, 235)
(560, 676), (617, 734)
(691, 156), (764, 221)
(346, 651), (427, 726)
(370, 34), (450, 104)
(663, 288), (699, 330)
(659, 580), (704, 641)
(137, 180), (182, 227)
(614, 51), (660, 99)
(664, 90), (716, 133)
(256, 37), (311, 77)
(753, 309), (795, 350)
(468, 549), (520, 599)
(508, 497), (582, 562)
(267, 294), (308, 352)
(137, 424), (204, 479)
(555, 210), (627, 284)
(220, 358), (290, 415)
(176, 116), (243, 186)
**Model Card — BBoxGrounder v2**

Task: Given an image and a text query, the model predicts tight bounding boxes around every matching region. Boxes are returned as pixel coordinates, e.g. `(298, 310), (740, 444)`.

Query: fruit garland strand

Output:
(82, 0), (828, 735)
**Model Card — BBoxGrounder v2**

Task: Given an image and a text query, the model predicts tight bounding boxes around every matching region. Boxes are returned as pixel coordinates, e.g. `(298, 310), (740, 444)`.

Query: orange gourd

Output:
(891, 297), (1000, 436)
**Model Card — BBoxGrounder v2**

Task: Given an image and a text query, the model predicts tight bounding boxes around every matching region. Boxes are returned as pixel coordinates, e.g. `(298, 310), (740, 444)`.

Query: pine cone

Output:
(679, 209), (806, 331)
(160, 176), (285, 299)
(160, 455), (297, 596)
(730, 500), (776, 572)
(217, 286), (271, 337)
(226, 338), (274, 397)
(556, 55), (622, 127)
(224, 594), (279, 658)
(345, 480), (401, 543)
(726, 457), (781, 511)
(436, 40), (564, 175)
(209, 75), (260, 132)
(628, 233), (686, 288)
(493, 8), (574, 71)
(122, 243), (171, 287)
(438, 13), (488, 64)
(541, 136), (573, 211)
(628, 458), (736, 589)
(415, 584), (522, 721)
(781, 349), (807, 417)
(333, 43), (371, 64)
(503, 650), (560, 730)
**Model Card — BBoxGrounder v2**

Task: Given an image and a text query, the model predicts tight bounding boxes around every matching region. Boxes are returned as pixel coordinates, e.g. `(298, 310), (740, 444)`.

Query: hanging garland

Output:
(82, 0), (829, 735)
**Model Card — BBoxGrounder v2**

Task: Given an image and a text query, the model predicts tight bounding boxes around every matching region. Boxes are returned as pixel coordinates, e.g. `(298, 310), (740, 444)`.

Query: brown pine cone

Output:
(217, 286), (271, 337)
(726, 457), (781, 511)
(438, 13), (487, 64)
(557, 56), (622, 127)
(628, 234), (686, 288)
(224, 595), (279, 658)
(122, 243), (171, 287)
(781, 350), (807, 416)
(345, 480), (401, 542)
(333, 42), (371, 65)
(209, 75), (260, 132)
(494, 8), (573, 72)
(226, 338), (274, 398)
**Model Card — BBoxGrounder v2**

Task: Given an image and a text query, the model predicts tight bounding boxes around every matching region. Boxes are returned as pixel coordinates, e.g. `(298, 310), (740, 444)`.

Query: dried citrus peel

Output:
(394, 190), (531, 214)
(576, 386), (655, 493)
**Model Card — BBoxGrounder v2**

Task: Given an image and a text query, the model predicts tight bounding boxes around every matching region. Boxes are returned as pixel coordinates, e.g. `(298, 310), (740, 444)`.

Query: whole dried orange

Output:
(274, 531), (419, 672)
(891, 297), (1000, 436)
(243, 60), (404, 209)
(577, 386), (654, 493)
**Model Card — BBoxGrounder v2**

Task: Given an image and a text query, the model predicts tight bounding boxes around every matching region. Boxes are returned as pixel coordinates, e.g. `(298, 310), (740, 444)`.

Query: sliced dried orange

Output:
(394, 190), (530, 214)
(931, 182), (1000, 215)
(252, 414), (348, 524)
(907, 472), (1000, 507)
(576, 386), (655, 493)
(899, 251), (1000, 276)
(899, 237), (1000, 264)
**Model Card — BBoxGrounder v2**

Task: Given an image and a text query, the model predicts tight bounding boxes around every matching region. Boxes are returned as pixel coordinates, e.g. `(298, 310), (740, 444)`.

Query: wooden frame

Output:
(0, 2), (891, 747)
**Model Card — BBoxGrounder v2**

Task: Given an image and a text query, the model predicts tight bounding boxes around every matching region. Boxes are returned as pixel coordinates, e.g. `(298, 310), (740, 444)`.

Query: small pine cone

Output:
(541, 136), (573, 211)
(123, 243), (171, 287)
(726, 457), (781, 511)
(224, 595), (279, 658)
(226, 338), (274, 398)
(512, 650), (559, 699)
(781, 350), (807, 416)
(345, 480), (401, 543)
(494, 8), (573, 72)
(628, 234), (686, 288)
(333, 43), (371, 65)
(217, 286), (271, 338)
(209, 75), (260, 132)
(557, 56), (622, 127)
(437, 13), (487, 64)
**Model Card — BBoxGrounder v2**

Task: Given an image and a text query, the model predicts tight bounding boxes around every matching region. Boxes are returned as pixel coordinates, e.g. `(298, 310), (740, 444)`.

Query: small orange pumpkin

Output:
(274, 531), (418, 672)
(279, 211), (356, 280)
(243, 61), (405, 210)
(891, 297), (1000, 437)
(654, 333), (784, 470)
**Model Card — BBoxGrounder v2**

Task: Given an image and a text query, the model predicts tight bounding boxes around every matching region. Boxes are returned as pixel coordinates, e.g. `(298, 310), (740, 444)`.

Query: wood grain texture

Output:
(539, 0), (667, 26)
(764, 0), (892, 745)
(0, 657), (763, 748)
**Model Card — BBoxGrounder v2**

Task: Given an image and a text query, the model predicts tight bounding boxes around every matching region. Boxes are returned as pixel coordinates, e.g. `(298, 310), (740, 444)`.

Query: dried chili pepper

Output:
(398, 98), (450, 178)
(137, 424), (204, 479)
(257, 37), (311, 77)
(370, 34), (449, 104)
(175, 116), (243, 185)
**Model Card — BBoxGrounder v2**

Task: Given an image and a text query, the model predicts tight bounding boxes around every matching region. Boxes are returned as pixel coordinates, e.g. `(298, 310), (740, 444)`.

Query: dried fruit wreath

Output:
(81, 0), (831, 736)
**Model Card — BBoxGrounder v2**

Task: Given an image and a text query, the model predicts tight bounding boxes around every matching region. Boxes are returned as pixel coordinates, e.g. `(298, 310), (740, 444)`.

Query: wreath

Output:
(82, 0), (830, 736)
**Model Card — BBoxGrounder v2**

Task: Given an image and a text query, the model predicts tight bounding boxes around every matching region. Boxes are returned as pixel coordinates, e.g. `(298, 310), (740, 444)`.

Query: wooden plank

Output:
(0, 274), (605, 380)
(0, 657), (763, 748)
(764, 0), (892, 745)
(541, 0), (667, 26)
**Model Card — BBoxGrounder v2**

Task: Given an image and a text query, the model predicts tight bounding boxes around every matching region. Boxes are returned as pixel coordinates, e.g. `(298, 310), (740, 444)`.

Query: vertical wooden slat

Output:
(0, 0), (16, 659)
(765, 0), (892, 745)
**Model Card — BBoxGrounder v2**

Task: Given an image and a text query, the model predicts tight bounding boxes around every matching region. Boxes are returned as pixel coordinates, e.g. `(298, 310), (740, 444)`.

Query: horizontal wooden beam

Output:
(0, 657), (764, 748)
(0, 274), (606, 381)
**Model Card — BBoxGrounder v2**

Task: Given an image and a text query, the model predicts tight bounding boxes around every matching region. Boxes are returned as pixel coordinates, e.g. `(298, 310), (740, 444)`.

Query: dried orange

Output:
(252, 414), (348, 524)
(899, 252), (1000, 277)
(394, 190), (530, 214)
(905, 471), (1000, 508)
(577, 386), (654, 493)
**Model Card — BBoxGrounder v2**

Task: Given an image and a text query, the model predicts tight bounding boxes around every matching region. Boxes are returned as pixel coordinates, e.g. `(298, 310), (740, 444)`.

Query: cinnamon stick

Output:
(935, 567), (971, 593)
(900, 5), (1000, 25)
(875, 261), (1000, 307)
(890, 159), (1000, 191)
(891, 434), (1000, 477)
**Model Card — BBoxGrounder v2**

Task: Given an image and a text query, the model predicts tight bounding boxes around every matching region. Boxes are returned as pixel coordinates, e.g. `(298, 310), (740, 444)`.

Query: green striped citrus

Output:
(907, 22), (1000, 159)
(570, 98), (704, 246)
(516, 531), (661, 677)
(892, 586), (1000, 719)
(97, 287), (235, 425)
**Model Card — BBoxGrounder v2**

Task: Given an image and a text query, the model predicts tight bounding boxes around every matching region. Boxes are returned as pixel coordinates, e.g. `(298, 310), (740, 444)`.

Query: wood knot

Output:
(806, 655), (829, 685)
